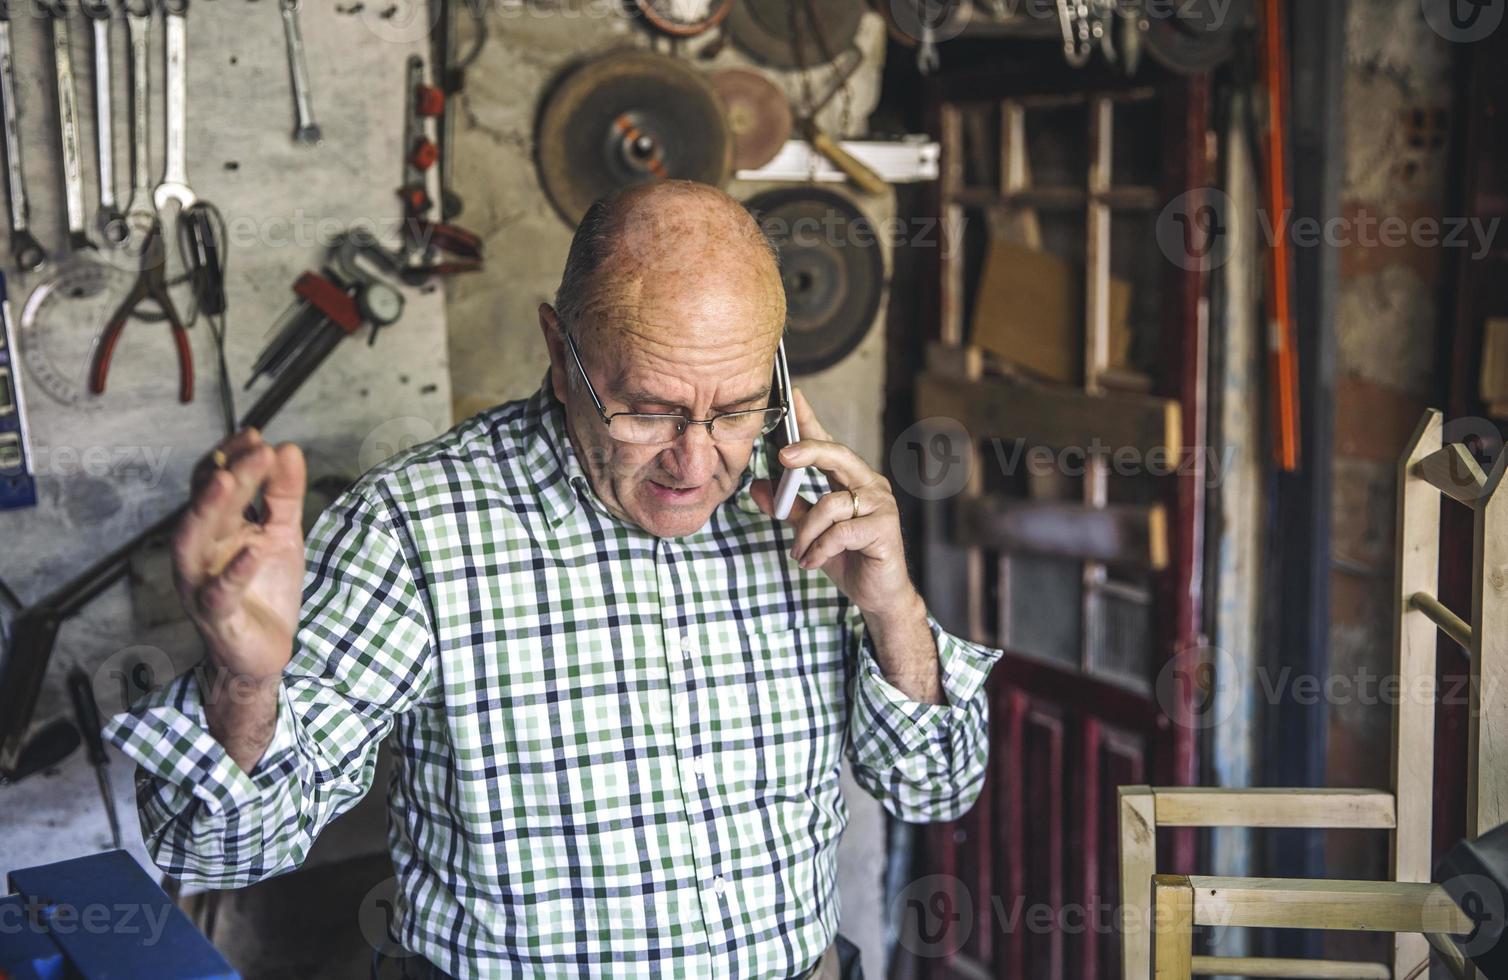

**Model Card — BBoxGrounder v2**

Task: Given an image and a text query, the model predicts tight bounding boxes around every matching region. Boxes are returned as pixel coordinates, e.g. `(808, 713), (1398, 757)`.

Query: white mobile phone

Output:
(765, 340), (802, 520)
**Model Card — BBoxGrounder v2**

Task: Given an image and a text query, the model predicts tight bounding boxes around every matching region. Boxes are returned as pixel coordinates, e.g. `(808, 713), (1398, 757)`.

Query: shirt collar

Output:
(524, 379), (769, 531)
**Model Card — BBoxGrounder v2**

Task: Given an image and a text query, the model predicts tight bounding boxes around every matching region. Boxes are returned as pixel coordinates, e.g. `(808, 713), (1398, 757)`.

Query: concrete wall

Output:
(0, 1), (450, 884)
(1324, 0), (1455, 961)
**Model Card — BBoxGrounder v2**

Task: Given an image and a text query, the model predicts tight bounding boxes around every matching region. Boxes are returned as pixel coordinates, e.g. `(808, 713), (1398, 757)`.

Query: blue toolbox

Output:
(0, 850), (238, 979)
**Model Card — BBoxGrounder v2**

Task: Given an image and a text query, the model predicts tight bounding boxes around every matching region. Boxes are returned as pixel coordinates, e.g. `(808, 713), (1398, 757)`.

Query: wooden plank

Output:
(1151, 788), (1395, 829)
(1416, 443), (1487, 506)
(954, 497), (1168, 569)
(915, 373), (1182, 457)
(1187, 877), (1474, 934)
(1469, 438), (1508, 842)
(1391, 409), (1442, 975)
(1119, 787), (1156, 980)
(1189, 956), (1387, 978)
(1152, 875), (1194, 980)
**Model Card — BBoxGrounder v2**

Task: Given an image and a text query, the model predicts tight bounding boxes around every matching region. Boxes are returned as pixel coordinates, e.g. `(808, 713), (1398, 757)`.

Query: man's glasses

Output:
(563, 330), (788, 446)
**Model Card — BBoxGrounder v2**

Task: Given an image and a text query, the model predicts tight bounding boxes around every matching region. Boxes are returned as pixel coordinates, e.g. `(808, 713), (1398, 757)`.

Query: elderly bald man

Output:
(106, 182), (1000, 979)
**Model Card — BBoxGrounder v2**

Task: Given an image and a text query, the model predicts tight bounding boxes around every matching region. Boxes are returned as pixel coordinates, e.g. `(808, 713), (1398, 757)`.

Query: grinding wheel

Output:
(710, 68), (793, 172)
(537, 50), (733, 225)
(727, 0), (867, 69)
(1143, 0), (1251, 74)
(746, 188), (883, 375)
(633, 0), (735, 37)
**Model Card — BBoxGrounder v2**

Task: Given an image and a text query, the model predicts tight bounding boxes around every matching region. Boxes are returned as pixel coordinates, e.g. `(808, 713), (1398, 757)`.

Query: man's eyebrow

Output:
(618, 385), (773, 413)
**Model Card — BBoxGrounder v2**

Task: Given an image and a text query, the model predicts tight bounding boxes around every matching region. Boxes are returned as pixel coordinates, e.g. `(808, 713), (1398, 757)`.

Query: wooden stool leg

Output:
(1120, 787), (1156, 980)
(1153, 874), (1194, 980)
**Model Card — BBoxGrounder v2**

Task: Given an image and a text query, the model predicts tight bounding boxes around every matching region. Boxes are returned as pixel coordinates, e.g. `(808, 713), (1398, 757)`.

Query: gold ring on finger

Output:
(850, 489), (860, 520)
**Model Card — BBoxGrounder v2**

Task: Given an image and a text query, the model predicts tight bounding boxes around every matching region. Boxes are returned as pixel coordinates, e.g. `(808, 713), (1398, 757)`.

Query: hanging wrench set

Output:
(0, 2), (460, 516)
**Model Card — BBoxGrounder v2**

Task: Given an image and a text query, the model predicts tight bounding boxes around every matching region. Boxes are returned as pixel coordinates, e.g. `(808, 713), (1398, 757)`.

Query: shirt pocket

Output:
(702, 622), (848, 805)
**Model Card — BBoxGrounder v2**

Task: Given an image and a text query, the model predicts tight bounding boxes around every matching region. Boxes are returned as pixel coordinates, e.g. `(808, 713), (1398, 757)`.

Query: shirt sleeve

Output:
(843, 606), (1002, 823)
(103, 486), (437, 888)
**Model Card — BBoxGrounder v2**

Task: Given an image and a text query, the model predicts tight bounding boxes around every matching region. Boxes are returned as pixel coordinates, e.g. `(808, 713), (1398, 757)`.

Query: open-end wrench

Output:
(279, 0), (321, 144)
(83, 0), (127, 245)
(122, 0), (157, 243)
(45, 1), (94, 251)
(0, 2), (45, 270)
(152, 0), (194, 214)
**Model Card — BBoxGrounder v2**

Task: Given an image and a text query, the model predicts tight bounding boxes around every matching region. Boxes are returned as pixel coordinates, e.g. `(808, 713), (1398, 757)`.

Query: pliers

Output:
(89, 222), (193, 402)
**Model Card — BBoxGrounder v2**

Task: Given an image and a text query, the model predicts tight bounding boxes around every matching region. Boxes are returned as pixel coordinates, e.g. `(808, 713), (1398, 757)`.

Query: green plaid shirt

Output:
(106, 384), (1000, 979)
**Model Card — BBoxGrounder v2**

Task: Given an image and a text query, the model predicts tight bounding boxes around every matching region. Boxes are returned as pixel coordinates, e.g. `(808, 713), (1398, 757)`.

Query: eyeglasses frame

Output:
(561, 328), (790, 446)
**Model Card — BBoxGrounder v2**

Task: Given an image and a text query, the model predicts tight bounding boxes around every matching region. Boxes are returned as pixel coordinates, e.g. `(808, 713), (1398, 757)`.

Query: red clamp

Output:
(414, 84), (445, 118)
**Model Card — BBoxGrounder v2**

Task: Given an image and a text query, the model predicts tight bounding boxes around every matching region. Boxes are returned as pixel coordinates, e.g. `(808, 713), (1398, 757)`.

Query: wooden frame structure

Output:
(1119, 409), (1508, 978)
(915, 67), (1210, 978)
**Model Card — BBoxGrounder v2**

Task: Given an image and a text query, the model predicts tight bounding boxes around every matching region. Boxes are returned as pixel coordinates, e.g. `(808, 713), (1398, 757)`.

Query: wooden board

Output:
(915, 372), (1182, 458)
(954, 496), (1167, 568)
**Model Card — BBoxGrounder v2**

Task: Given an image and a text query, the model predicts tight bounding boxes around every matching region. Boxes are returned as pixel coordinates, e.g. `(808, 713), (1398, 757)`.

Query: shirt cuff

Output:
(103, 667), (299, 819)
(848, 607), (1003, 766)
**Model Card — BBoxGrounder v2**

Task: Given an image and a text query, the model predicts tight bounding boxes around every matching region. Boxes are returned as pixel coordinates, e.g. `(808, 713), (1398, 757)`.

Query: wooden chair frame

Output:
(1119, 410), (1508, 978)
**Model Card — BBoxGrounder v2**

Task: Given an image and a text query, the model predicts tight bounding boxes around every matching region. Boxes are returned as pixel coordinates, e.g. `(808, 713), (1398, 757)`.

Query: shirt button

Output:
(691, 756), (707, 779)
(712, 876), (727, 897)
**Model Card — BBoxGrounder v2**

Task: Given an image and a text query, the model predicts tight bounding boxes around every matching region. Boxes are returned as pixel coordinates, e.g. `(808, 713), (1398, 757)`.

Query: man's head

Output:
(539, 180), (787, 538)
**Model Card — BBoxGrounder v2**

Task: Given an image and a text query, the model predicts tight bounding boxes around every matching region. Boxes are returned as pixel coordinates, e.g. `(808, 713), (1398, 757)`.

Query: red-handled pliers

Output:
(89, 222), (193, 402)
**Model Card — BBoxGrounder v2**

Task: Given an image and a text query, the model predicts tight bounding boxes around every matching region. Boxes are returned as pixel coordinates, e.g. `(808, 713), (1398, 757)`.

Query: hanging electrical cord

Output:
(176, 200), (236, 435)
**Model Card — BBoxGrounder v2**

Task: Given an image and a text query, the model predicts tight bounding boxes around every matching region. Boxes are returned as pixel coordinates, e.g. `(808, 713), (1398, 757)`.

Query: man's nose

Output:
(663, 424), (719, 483)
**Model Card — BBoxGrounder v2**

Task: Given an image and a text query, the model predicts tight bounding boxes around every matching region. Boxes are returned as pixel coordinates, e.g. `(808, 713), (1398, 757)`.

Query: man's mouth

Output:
(647, 480), (703, 502)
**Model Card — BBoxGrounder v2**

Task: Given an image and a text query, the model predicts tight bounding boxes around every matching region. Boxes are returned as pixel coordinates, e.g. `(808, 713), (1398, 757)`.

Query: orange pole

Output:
(1262, 0), (1300, 471)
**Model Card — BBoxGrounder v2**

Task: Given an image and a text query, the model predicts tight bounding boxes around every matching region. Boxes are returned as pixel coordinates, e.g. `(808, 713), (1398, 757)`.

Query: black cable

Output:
(177, 201), (236, 435)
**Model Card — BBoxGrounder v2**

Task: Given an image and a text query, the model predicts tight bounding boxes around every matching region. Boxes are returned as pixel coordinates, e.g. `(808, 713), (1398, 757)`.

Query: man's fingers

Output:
(176, 445), (274, 576)
(195, 545), (262, 619)
(790, 489), (861, 561)
(191, 428), (263, 494)
(208, 445), (277, 541)
(799, 514), (885, 570)
(778, 437), (877, 492)
(260, 443), (307, 529)
(749, 478), (813, 523)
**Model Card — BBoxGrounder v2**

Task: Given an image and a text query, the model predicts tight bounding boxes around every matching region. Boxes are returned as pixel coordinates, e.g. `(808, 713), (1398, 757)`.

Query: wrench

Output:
(0, 2), (45, 270)
(83, 0), (126, 245)
(279, 0), (321, 144)
(46, 1), (94, 251)
(152, 0), (194, 213)
(123, 0), (157, 242)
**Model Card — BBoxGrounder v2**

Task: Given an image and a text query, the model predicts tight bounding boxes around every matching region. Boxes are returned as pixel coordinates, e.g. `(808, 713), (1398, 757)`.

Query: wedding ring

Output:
(850, 489), (860, 520)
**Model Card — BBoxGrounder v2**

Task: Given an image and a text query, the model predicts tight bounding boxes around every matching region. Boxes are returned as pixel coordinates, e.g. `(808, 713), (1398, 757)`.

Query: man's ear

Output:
(538, 303), (569, 404)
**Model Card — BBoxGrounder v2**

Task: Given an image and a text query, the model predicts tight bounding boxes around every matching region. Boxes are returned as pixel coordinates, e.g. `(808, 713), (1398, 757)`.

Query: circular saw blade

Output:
(727, 0), (866, 69)
(537, 50), (733, 225)
(1143, 0), (1251, 74)
(746, 187), (883, 375)
(710, 68), (793, 172)
(633, 0), (735, 37)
